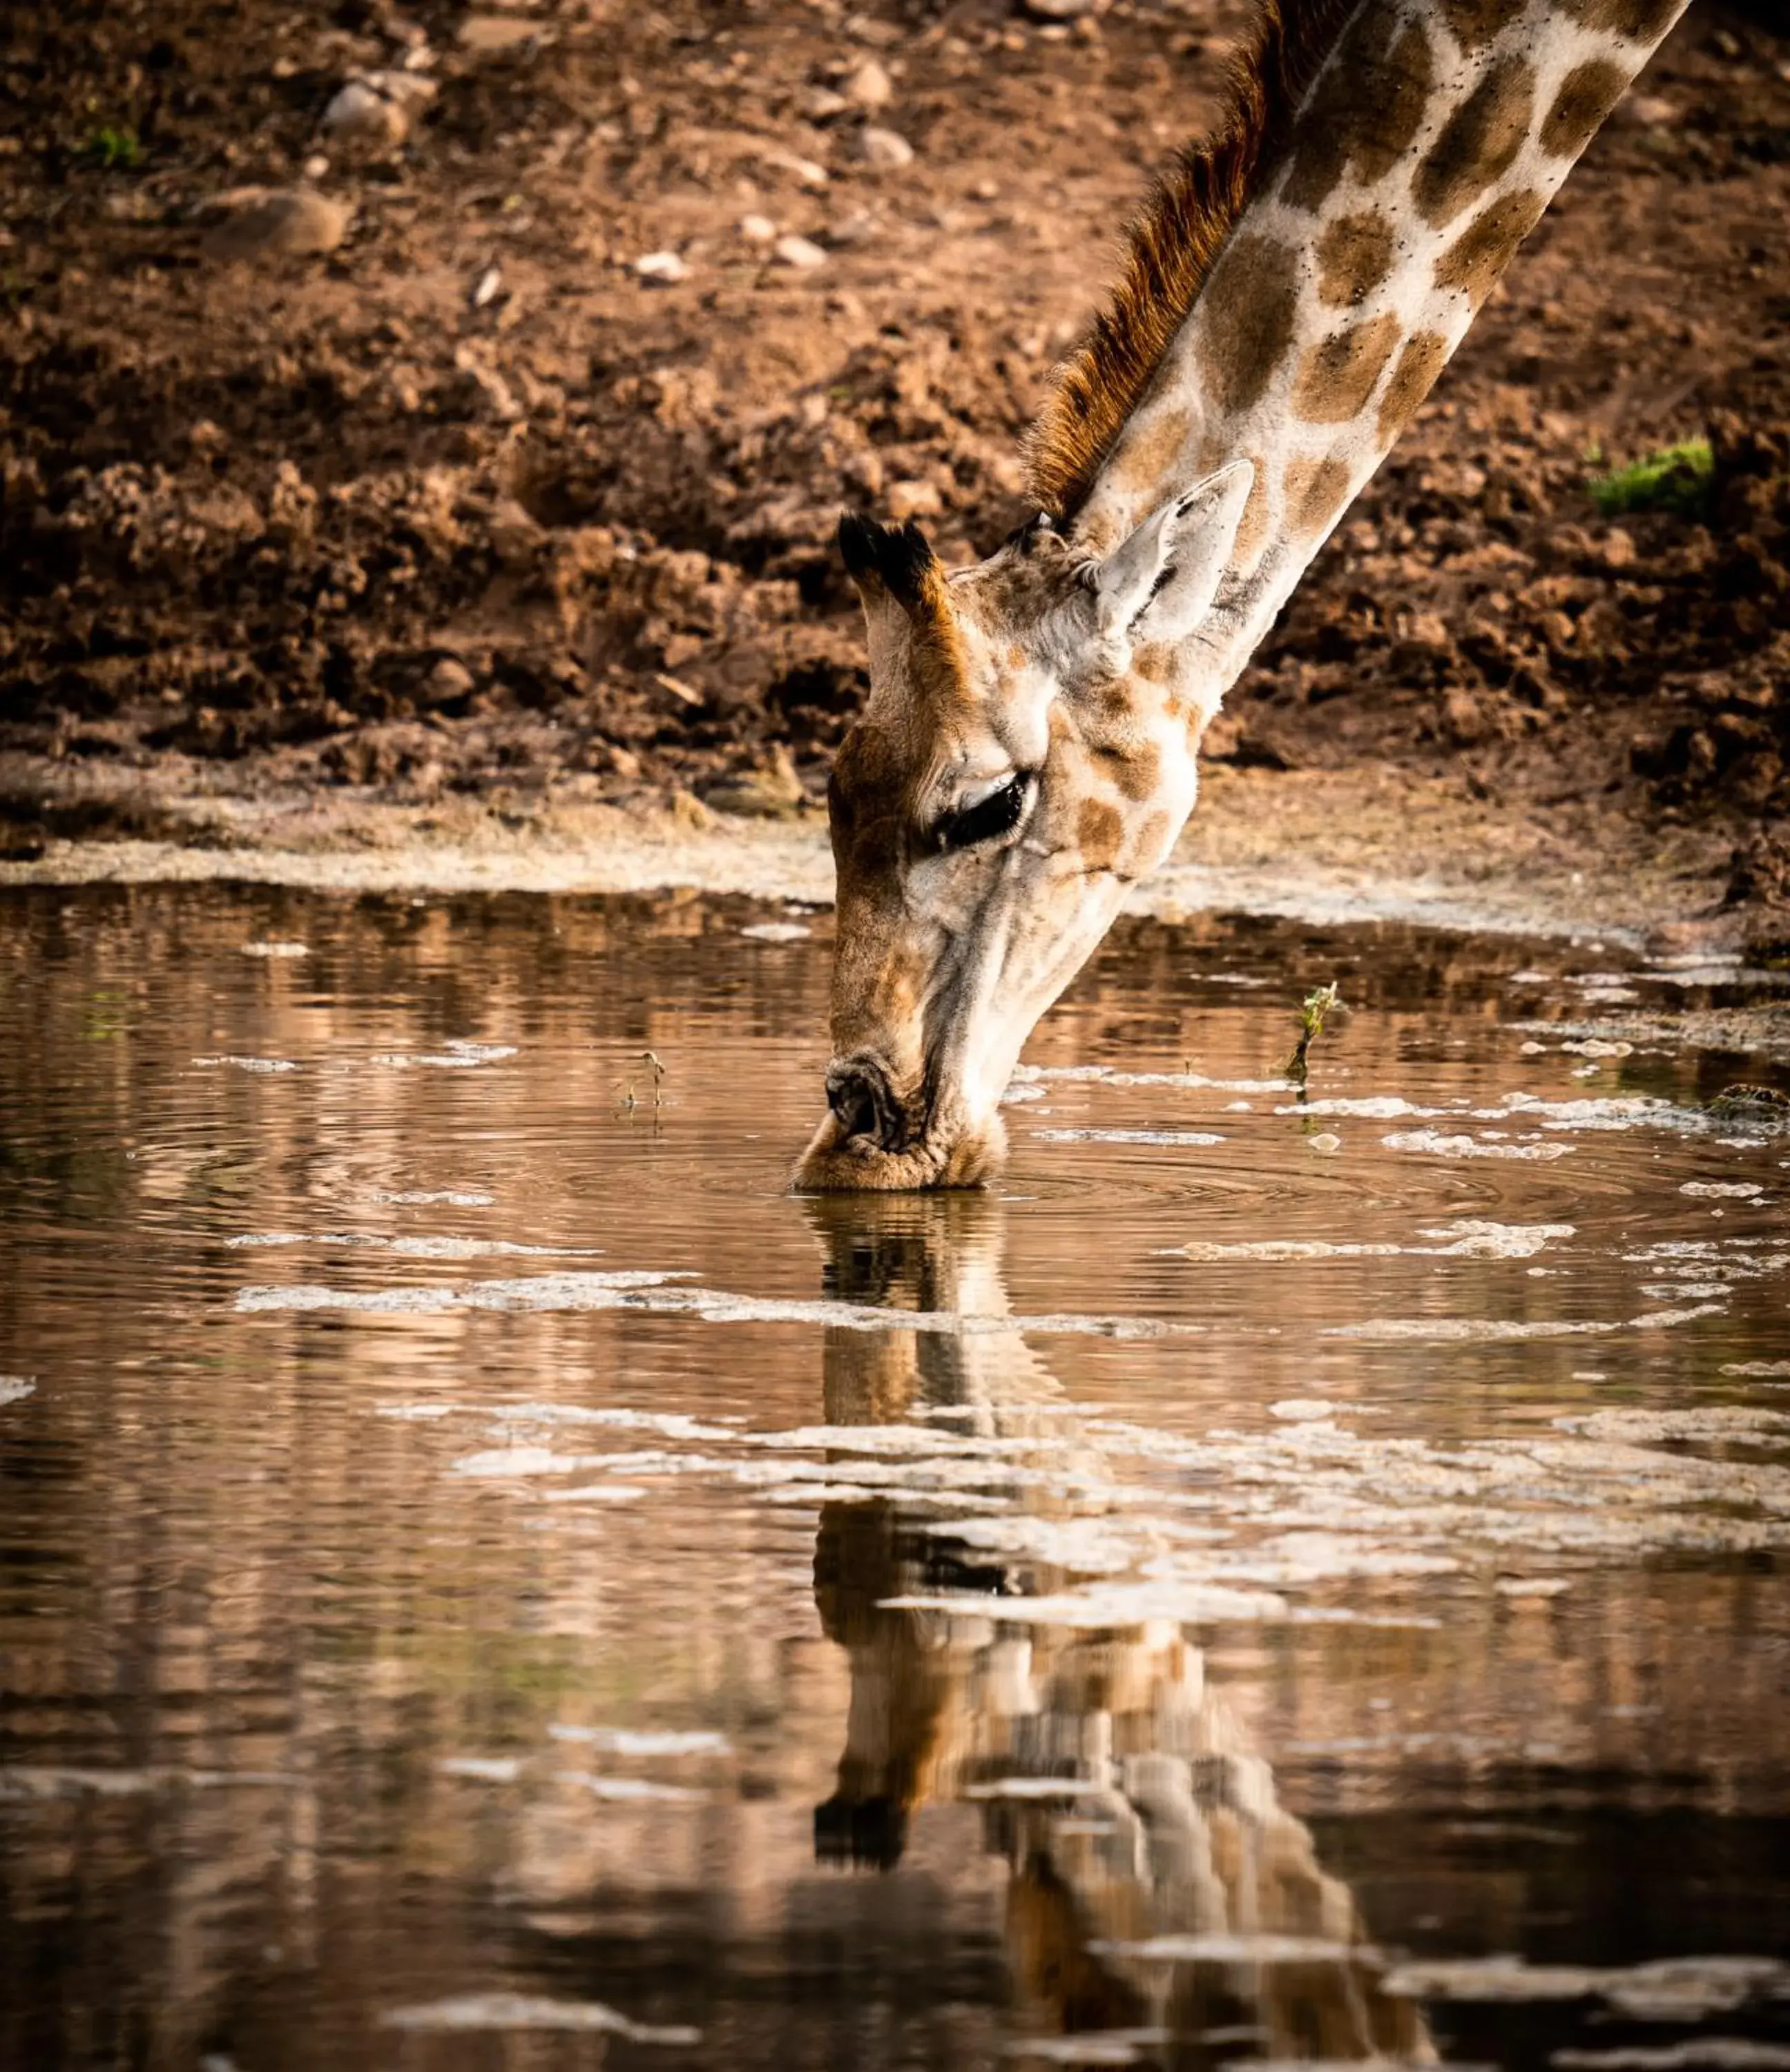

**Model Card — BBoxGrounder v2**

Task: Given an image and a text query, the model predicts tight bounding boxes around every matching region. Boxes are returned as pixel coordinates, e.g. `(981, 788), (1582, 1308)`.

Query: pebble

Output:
(1307, 1132), (1342, 1155)
(1023, 0), (1095, 16)
(856, 126), (914, 170)
(635, 250), (690, 284)
(737, 213), (777, 244)
(885, 478), (943, 521)
(772, 233), (827, 270)
(458, 14), (542, 52)
(800, 88), (850, 122)
(204, 189), (350, 260)
(842, 57), (894, 110)
(323, 77), (413, 149)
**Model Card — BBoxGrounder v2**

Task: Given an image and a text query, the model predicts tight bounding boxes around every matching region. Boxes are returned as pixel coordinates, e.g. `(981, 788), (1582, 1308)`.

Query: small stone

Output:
(425, 658), (475, 702)
(738, 213), (777, 244)
(635, 249), (689, 284)
(458, 13), (543, 52)
(772, 233), (827, 270)
(800, 87), (850, 122)
(702, 747), (806, 819)
(856, 125), (914, 170)
(323, 80), (408, 148)
(885, 479), (943, 521)
(204, 189), (350, 260)
(843, 57), (894, 110)
(302, 153), (330, 180)
(1023, 0), (1094, 16)
(1307, 1132), (1342, 1155)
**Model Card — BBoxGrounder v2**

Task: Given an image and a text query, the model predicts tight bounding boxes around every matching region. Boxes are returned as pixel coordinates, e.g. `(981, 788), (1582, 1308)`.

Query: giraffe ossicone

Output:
(796, 0), (1692, 1192)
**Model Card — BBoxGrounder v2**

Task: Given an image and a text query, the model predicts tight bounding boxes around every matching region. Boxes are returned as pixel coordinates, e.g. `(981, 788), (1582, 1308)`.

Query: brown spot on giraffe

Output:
(1376, 329), (1452, 443)
(1112, 405), (1193, 495)
(1434, 186), (1548, 305)
(1131, 641), (1175, 684)
(1282, 455), (1353, 541)
(1291, 312), (1403, 424)
(1077, 796), (1126, 874)
(1095, 740), (1163, 803)
(1414, 57), (1537, 227)
(1315, 210), (1398, 308)
(1559, 0), (1681, 39)
(1231, 455), (1272, 570)
(1436, 0), (1526, 54)
(1541, 57), (1635, 158)
(1281, 9), (1435, 213)
(1195, 235), (1301, 417)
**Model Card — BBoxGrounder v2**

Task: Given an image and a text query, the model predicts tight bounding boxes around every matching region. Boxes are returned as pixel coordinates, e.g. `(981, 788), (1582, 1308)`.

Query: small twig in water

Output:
(639, 1049), (667, 1106)
(1285, 982), (1344, 1084)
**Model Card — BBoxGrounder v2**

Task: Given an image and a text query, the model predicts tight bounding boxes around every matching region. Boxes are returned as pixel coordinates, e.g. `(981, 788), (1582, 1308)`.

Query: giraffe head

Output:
(796, 461), (1253, 1191)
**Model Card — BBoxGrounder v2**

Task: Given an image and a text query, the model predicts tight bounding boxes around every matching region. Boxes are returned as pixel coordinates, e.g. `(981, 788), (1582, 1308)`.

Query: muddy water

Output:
(2, 885), (1789, 2072)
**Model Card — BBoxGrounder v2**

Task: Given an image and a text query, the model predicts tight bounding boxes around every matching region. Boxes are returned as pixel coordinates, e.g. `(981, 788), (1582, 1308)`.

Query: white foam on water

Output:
(1010, 1064), (1293, 1093)
(380, 1994), (700, 2042)
(1090, 1933), (1369, 1966)
(368, 1189), (497, 1207)
(739, 921), (810, 941)
(548, 1726), (730, 1757)
(0, 1376), (36, 1407)
(878, 1582), (1291, 1627)
(228, 1232), (600, 1259)
(1001, 2030), (1168, 2066)
(1554, 1408), (1790, 1446)
(1383, 1131), (1572, 1161)
(1553, 2044), (1790, 2070)
(1382, 1956), (1790, 2019)
(1276, 1096), (1441, 1118)
(438, 1756), (521, 1783)
(240, 939), (309, 957)
(1724, 1360), (1790, 1378)
(371, 1040), (517, 1069)
(193, 1054), (298, 1073)
(1682, 1181), (1767, 1199)
(550, 1770), (704, 1803)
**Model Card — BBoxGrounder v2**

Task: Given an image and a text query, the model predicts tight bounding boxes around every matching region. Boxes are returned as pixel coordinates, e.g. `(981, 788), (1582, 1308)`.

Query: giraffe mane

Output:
(1023, 0), (1360, 520)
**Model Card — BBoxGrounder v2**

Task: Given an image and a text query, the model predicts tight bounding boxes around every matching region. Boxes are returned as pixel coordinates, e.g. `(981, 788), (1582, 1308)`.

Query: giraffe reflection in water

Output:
(805, 1194), (1432, 2068)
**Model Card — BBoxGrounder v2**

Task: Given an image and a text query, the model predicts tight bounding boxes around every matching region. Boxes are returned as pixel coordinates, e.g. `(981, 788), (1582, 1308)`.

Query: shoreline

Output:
(0, 760), (1748, 950)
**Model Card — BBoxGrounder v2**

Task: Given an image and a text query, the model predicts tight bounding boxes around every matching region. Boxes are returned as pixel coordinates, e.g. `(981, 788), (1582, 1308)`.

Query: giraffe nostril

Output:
(825, 1058), (902, 1151)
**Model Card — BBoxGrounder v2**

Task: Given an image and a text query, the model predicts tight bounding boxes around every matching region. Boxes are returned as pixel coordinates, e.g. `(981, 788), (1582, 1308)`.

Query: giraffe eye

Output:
(935, 774), (1032, 853)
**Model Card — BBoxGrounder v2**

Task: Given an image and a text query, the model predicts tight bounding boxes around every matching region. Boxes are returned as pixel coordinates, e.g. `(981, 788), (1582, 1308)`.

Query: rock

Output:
(885, 478), (943, 521)
(204, 189), (350, 260)
(635, 249), (690, 284)
(423, 657), (475, 704)
(1023, 0), (1095, 16)
(738, 213), (777, 244)
(702, 747), (807, 818)
(842, 57), (894, 110)
(458, 14), (543, 52)
(1308, 1132), (1342, 1155)
(856, 125), (914, 170)
(772, 233), (827, 270)
(800, 87), (850, 122)
(321, 71), (434, 148)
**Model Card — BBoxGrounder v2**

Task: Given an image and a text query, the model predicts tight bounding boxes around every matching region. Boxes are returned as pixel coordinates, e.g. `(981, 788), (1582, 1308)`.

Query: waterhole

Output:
(2, 885), (1788, 2072)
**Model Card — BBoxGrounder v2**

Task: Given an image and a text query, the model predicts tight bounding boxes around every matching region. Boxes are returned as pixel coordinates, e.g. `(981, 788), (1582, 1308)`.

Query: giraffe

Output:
(796, 0), (1691, 1191)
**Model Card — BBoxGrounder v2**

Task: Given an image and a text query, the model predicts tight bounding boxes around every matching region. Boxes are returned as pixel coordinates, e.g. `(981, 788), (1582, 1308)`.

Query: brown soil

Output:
(1, 0), (1786, 930)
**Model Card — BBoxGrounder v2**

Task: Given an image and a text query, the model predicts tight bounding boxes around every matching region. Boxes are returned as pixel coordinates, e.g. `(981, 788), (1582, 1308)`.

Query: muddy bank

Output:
(0, 760), (1769, 960)
(1, 0), (1787, 937)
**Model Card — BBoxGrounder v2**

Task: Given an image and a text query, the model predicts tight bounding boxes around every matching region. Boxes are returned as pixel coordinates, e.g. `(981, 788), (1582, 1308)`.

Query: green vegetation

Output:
(80, 125), (143, 171)
(1588, 439), (1713, 518)
(1284, 981), (1343, 1084)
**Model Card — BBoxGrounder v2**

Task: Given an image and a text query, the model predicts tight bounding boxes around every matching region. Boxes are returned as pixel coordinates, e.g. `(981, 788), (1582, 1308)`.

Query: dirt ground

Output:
(1, 0), (1787, 941)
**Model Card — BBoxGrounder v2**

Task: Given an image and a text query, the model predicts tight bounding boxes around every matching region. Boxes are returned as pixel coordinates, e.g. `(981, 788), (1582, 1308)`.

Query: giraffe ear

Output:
(1092, 461), (1254, 642)
(838, 512), (940, 613)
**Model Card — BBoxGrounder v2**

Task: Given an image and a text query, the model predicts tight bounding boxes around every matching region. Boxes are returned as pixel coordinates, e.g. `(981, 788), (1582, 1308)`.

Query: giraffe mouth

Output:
(793, 1092), (1008, 1193)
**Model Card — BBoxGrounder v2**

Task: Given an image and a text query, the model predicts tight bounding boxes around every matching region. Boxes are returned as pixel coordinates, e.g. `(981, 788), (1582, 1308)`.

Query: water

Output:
(2, 883), (1788, 2072)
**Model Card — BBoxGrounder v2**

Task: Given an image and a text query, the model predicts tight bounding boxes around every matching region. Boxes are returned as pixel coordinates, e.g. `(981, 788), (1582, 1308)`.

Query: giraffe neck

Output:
(1072, 0), (1690, 702)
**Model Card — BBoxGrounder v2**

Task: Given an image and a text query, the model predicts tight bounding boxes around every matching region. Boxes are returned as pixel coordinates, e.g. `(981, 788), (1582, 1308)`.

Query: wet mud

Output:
(1, 1), (1787, 948)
